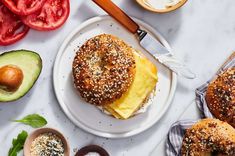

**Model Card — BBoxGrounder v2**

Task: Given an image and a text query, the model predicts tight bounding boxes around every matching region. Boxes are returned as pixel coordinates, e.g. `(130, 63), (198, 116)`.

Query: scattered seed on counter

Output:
(30, 132), (65, 156)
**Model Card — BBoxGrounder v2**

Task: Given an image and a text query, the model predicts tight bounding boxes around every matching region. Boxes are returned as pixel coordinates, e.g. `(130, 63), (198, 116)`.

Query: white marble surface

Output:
(1, 0), (235, 155)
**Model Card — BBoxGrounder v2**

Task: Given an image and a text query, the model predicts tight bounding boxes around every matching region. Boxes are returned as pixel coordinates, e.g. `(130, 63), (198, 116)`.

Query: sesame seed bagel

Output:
(72, 34), (136, 106)
(205, 68), (235, 127)
(181, 119), (235, 156)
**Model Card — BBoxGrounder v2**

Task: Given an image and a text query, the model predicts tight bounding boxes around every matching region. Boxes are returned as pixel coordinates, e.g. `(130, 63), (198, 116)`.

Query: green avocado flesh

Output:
(0, 50), (42, 102)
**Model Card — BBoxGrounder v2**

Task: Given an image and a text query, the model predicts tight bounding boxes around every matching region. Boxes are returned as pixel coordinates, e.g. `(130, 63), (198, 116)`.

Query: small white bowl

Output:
(136, 0), (188, 13)
(24, 128), (70, 156)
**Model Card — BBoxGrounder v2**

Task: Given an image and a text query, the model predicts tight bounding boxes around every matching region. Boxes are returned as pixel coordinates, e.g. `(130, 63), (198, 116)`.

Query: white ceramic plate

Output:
(53, 16), (177, 138)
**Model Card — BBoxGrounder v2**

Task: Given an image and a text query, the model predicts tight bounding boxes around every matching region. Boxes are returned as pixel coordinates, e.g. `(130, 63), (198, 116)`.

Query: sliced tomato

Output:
(1, 0), (46, 15)
(0, 3), (30, 46)
(21, 0), (70, 31)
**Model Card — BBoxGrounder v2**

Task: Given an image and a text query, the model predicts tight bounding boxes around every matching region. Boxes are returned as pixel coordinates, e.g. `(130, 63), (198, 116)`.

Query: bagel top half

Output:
(181, 118), (235, 156)
(72, 34), (136, 106)
(205, 68), (235, 127)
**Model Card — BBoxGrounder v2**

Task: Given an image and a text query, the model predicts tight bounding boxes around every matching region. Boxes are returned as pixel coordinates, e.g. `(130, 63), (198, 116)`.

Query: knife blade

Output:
(137, 29), (196, 78)
(92, 0), (196, 79)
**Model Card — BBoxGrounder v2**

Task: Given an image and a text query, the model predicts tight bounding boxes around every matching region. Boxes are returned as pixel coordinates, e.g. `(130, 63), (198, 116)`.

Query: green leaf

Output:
(8, 130), (28, 156)
(13, 114), (47, 128)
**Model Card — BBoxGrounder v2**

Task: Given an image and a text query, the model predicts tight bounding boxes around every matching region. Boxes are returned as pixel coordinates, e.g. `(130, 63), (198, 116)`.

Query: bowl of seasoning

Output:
(75, 145), (109, 156)
(136, 0), (188, 13)
(24, 128), (70, 156)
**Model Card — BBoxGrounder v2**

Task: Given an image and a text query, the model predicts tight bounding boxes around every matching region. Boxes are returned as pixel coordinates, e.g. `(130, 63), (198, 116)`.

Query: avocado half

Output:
(0, 50), (42, 102)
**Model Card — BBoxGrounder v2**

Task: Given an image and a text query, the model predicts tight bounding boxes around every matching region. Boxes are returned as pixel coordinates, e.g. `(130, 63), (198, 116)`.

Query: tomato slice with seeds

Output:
(0, 3), (30, 46)
(21, 0), (70, 31)
(1, 0), (46, 15)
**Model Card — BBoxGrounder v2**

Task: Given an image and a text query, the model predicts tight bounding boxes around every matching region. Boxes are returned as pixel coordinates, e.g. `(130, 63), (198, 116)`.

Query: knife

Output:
(92, 0), (196, 79)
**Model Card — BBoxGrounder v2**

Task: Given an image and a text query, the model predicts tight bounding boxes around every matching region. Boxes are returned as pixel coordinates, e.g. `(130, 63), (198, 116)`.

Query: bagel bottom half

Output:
(181, 118), (235, 156)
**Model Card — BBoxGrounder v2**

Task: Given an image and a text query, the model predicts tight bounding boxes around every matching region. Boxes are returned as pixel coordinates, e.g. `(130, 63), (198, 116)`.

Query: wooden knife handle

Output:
(92, 0), (139, 34)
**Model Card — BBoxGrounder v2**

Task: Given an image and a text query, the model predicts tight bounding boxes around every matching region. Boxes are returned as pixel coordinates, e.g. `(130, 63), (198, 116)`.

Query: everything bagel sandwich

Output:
(72, 34), (158, 119)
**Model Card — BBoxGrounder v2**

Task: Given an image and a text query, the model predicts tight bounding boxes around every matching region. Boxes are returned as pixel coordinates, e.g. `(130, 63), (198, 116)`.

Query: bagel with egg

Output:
(72, 34), (158, 119)
(205, 68), (235, 127)
(181, 118), (235, 156)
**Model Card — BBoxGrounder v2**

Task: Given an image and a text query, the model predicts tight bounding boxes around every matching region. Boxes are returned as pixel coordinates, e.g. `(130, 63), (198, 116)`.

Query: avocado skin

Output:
(0, 49), (42, 102)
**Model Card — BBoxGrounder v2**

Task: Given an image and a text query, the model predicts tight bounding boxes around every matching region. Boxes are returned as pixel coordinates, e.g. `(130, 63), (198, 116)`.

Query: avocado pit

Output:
(0, 65), (24, 92)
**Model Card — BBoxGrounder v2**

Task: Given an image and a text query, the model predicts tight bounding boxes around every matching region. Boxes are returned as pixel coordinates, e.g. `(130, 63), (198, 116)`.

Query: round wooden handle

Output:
(92, 0), (139, 34)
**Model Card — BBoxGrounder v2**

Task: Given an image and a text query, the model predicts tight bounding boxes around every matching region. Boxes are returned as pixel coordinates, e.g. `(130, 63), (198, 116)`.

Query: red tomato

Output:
(21, 0), (70, 31)
(0, 3), (30, 46)
(1, 0), (46, 15)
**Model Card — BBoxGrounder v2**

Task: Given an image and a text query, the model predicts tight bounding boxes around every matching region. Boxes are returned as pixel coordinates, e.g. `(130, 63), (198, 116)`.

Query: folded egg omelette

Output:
(104, 50), (158, 119)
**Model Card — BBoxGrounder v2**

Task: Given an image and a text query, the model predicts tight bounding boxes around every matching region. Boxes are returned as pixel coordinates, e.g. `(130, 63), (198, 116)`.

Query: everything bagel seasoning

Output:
(30, 132), (65, 156)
